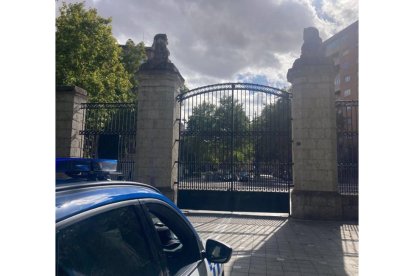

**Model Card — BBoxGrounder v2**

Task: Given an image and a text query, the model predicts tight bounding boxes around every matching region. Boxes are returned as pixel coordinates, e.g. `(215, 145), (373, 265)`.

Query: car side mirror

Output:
(204, 239), (232, 263)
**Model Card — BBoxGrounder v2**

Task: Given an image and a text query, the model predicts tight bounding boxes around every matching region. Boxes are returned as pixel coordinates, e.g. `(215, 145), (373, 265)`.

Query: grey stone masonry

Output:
(287, 27), (341, 220)
(134, 34), (184, 203)
(56, 86), (88, 158)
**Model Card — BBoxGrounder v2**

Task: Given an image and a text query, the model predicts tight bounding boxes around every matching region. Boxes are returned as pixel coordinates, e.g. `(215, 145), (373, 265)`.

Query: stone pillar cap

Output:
(287, 27), (334, 82)
(56, 85), (88, 97)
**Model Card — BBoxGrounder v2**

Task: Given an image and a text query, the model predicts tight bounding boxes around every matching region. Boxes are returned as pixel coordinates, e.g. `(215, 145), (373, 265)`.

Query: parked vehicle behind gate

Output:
(56, 180), (232, 275)
(222, 172), (239, 182)
(239, 171), (253, 182)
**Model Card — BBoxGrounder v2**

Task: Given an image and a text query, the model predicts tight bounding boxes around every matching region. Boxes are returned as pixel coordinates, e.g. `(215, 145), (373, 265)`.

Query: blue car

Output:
(56, 180), (232, 275)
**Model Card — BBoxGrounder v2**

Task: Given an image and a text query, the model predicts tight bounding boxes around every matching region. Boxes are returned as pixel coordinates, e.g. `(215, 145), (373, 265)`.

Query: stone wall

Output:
(56, 86), (87, 157)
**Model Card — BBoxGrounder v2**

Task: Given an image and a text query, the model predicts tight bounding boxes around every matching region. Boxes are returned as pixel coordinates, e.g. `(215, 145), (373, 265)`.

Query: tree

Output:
(214, 96), (251, 164)
(56, 2), (133, 102)
(181, 96), (253, 174)
(252, 98), (292, 176)
(120, 39), (147, 94)
(181, 103), (218, 172)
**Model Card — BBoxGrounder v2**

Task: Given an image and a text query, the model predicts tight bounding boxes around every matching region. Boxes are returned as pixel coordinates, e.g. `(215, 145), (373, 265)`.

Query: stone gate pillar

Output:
(287, 27), (341, 219)
(56, 86), (88, 158)
(134, 34), (184, 202)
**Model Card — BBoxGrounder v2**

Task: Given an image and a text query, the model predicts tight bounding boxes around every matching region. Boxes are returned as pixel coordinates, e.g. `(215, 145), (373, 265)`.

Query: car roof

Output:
(56, 181), (177, 222)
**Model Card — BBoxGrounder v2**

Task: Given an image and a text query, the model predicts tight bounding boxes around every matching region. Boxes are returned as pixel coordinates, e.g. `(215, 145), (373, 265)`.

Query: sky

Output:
(56, 0), (358, 90)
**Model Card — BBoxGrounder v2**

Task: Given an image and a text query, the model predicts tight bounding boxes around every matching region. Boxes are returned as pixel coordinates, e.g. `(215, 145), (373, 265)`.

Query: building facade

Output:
(324, 21), (359, 197)
(324, 21), (358, 101)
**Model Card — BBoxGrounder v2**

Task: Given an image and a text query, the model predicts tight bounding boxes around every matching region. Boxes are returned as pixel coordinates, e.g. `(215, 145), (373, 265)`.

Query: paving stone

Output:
(187, 213), (358, 276)
(230, 272), (250, 276)
(283, 272), (301, 276)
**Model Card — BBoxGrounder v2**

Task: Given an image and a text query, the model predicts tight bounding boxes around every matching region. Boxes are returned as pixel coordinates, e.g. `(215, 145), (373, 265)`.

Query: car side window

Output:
(143, 201), (202, 275)
(56, 205), (160, 276)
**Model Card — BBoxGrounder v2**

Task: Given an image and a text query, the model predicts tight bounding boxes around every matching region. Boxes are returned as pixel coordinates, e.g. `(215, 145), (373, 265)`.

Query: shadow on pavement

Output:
(187, 213), (358, 275)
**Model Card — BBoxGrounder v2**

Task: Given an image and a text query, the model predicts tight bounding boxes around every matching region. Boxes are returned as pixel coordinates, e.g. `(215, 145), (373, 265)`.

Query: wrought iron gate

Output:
(177, 83), (292, 212)
(336, 100), (358, 194)
(79, 103), (136, 180)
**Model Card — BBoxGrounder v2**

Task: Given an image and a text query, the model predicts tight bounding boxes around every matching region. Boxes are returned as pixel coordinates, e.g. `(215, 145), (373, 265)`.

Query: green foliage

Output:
(186, 103), (216, 133)
(253, 98), (291, 164)
(56, 2), (133, 102)
(180, 85), (190, 94)
(120, 39), (147, 94)
(214, 97), (251, 163)
(182, 97), (253, 171)
(181, 96), (291, 175)
(184, 103), (218, 166)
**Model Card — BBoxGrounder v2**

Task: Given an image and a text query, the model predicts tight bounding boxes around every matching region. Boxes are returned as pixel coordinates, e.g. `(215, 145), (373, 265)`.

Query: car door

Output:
(56, 200), (164, 276)
(139, 198), (210, 276)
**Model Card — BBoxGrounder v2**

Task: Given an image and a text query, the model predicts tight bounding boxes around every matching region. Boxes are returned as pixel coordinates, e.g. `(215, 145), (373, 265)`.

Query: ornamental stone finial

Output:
(301, 27), (324, 58)
(287, 27), (334, 82)
(139, 34), (182, 77)
(151, 33), (170, 64)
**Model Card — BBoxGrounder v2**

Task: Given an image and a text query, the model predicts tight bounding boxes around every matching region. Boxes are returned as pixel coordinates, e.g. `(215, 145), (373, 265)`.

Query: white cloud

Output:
(56, 0), (358, 89)
(320, 0), (358, 31)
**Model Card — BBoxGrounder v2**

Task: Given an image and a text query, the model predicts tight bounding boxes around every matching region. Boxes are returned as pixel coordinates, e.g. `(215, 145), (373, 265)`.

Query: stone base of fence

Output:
(291, 190), (342, 220)
(341, 194), (358, 221)
(291, 190), (358, 220)
(157, 187), (176, 204)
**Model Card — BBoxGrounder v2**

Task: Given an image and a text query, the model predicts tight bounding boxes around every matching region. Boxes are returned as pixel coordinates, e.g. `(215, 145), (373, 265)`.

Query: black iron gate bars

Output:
(79, 102), (137, 181)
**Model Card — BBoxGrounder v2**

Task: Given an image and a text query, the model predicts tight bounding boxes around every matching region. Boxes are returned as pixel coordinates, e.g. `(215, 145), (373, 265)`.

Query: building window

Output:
(345, 75), (351, 82)
(344, 89), (351, 97)
(335, 75), (340, 86)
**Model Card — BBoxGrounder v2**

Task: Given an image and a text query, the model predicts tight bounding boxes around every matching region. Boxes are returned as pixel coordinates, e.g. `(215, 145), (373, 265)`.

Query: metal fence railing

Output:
(336, 100), (358, 195)
(80, 102), (136, 181)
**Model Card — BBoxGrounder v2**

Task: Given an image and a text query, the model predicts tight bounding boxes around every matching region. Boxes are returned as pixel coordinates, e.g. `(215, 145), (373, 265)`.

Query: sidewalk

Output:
(186, 212), (358, 276)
